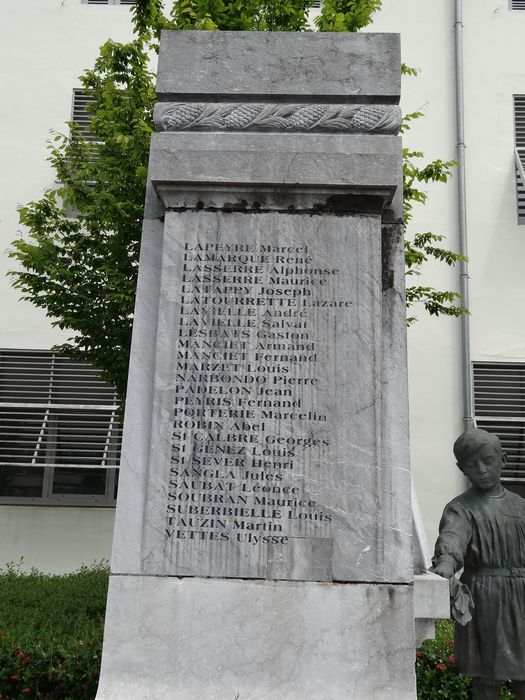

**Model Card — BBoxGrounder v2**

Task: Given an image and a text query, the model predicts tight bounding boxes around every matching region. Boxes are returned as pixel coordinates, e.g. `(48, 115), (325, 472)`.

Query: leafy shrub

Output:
(0, 571), (519, 700)
(0, 561), (108, 700)
(416, 619), (515, 699)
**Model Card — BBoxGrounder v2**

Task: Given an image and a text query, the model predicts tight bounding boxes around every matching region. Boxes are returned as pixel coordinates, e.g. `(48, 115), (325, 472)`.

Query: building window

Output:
(63, 89), (98, 190)
(510, 1), (525, 9)
(81, 1), (134, 5)
(71, 88), (97, 141)
(0, 350), (122, 506)
(473, 362), (525, 497)
(513, 95), (525, 224)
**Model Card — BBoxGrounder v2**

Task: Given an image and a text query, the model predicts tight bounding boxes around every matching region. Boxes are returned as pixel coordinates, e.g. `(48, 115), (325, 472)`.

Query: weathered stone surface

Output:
(96, 576), (416, 700)
(153, 102), (403, 134)
(110, 183), (163, 573)
(157, 31), (401, 103)
(148, 132), (401, 216)
(414, 571), (450, 644)
(414, 572), (450, 619)
(111, 211), (412, 583)
(98, 29), (420, 700)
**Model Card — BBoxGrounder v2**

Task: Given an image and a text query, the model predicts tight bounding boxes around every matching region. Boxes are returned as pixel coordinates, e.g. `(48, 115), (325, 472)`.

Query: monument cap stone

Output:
(152, 31), (403, 221)
(156, 31), (401, 102)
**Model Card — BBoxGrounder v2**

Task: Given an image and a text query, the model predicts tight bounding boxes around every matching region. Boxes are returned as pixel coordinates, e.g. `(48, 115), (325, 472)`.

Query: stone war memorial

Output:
(96, 30), (447, 699)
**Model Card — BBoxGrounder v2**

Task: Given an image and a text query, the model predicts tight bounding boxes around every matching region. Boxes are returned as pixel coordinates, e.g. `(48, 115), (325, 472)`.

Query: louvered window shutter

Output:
(473, 362), (525, 494)
(511, 1), (525, 9)
(0, 350), (121, 503)
(82, 1), (134, 4)
(71, 88), (97, 141)
(514, 96), (525, 224)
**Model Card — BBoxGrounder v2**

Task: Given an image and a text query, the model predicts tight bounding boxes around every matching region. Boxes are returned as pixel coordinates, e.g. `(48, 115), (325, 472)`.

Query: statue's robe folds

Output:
(434, 487), (525, 680)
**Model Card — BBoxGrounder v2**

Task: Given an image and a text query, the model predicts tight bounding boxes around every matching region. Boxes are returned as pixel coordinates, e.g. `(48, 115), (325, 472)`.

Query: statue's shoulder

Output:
(445, 488), (478, 510)
(502, 487), (525, 511)
(438, 490), (476, 522)
(502, 486), (525, 500)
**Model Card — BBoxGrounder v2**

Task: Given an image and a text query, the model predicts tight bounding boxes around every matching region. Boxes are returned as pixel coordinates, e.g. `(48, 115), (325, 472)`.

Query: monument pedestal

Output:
(97, 31), (422, 699)
(98, 577), (415, 700)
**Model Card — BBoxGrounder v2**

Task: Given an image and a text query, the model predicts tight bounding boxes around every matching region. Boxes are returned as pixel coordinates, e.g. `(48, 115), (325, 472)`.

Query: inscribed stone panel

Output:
(140, 211), (383, 581)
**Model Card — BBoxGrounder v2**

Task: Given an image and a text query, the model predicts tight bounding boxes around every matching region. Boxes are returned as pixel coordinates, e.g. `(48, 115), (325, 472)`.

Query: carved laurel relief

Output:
(154, 103), (402, 134)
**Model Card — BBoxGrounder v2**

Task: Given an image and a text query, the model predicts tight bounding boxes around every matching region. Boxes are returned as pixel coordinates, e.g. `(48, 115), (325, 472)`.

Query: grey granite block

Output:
(149, 132), (401, 216)
(112, 211), (412, 583)
(414, 570), (450, 645)
(111, 183), (164, 572)
(414, 572), (450, 619)
(379, 222), (413, 581)
(153, 102), (402, 134)
(157, 31), (401, 103)
(102, 29), (420, 700)
(96, 575), (416, 700)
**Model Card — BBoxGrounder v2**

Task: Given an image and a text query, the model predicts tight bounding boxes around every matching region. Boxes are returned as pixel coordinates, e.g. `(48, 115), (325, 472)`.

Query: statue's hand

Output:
(430, 560), (455, 580)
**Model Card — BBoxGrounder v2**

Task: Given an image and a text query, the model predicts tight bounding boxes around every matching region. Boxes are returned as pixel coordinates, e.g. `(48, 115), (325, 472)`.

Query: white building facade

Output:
(1, 0), (524, 572)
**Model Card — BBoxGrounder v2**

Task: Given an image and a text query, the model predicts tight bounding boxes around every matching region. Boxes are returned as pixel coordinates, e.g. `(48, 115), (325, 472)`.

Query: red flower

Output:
(436, 663), (446, 672)
(15, 650), (31, 666)
(415, 651), (424, 659)
(8, 674), (20, 682)
(22, 689), (31, 696)
(448, 654), (455, 664)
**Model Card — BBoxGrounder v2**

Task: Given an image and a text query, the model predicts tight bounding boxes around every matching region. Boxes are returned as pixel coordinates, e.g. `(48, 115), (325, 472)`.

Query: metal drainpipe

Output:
(454, 0), (475, 431)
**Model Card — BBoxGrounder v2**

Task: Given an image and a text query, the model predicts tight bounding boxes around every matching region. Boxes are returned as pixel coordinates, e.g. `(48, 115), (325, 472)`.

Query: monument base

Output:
(96, 576), (416, 699)
(414, 572), (450, 645)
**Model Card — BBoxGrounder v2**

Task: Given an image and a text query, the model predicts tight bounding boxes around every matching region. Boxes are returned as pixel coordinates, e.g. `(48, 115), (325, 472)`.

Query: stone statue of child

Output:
(431, 429), (525, 700)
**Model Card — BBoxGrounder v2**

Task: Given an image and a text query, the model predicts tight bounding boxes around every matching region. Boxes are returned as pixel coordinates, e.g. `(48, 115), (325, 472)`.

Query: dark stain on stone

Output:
(382, 223), (403, 292)
(324, 193), (386, 214)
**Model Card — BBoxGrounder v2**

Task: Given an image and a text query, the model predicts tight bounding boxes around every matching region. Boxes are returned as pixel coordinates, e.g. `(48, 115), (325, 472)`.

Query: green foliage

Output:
(170, 0), (313, 31)
(131, 0), (168, 38)
(0, 562), (108, 700)
(314, 0), (381, 31)
(9, 39), (156, 400)
(416, 620), (515, 699)
(401, 63), (419, 77)
(131, 0), (315, 33)
(416, 620), (471, 699)
(9, 0), (466, 404)
(402, 133), (467, 324)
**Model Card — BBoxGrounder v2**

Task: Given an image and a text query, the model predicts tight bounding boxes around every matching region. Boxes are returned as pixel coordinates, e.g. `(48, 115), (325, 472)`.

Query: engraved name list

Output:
(164, 227), (354, 552)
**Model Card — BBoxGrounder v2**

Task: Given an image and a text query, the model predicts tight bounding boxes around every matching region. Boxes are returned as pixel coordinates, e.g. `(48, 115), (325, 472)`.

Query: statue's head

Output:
(453, 429), (506, 492)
